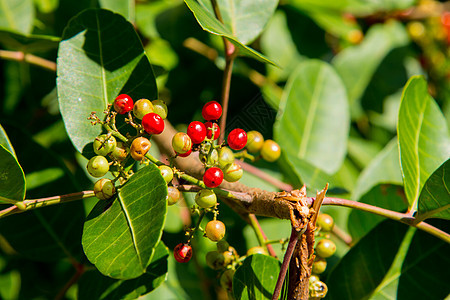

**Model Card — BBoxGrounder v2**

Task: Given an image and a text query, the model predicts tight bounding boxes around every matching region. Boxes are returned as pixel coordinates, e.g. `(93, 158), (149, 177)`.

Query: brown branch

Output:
(235, 160), (293, 192)
(0, 50), (56, 71)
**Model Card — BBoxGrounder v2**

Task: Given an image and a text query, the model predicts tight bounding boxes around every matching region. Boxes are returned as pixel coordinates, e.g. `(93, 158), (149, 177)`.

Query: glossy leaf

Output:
(233, 254), (280, 300)
(82, 164), (167, 279)
(57, 9), (157, 153)
(0, 30), (60, 51)
(417, 159), (450, 221)
(99, 0), (135, 22)
(197, 0), (278, 45)
(0, 145), (25, 202)
(78, 241), (168, 299)
(0, 123), (15, 157)
(0, 0), (34, 34)
(397, 76), (450, 212)
(352, 139), (403, 201)
(332, 21), (409, 109)
(274, 60), (349, 174)
(183, 0), (276, 65)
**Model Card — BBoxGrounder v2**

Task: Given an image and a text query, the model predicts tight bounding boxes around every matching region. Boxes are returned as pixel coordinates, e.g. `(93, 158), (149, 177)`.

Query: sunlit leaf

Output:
(0, 123), (15, 157)
(99, 0), (135, 22)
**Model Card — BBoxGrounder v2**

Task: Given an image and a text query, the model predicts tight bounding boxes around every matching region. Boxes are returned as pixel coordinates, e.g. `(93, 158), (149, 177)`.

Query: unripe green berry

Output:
(309, 275), (320, 283)
(222, 162), (243, 182)
(94, 178), (116, 200)
(218, 147), (234, 169)
(195, 189), (217, 208)
(246, 246), (268, 256)
(312, 257), (327, 274)
(206, 251), (225, 270)
(93, 134), (116, 156)
(309, 280), (328, 298)
(152, 100), (168, 119)
(167, 186), (181, 206)
(199, 148), (218, 166)
(110, 141), (129, 161)
(159, 165), (173, 183)
(87, 155), (109, 177)
(317, 214), (334, 232)
(220, 269), (235, 292)
(217, 240), (230, 253)
(133, 99), (154, 119)
(315, 239), (336, 258)
(205, 220), (226, 242)
(260, 140), (281, 162)
(246, 131), (264, 153)
(172, 132), (192, 154)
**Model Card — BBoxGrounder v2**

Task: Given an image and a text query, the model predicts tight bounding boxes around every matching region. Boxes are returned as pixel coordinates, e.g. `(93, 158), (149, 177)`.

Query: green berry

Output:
(93, 134), (116, 156)
(246, 246), (268, 256)
(199, 148), (218, 166)
(130, 137), (151, 161)
(217, 240), (230, 253)
(317, 214), (334, 232)
(167, 186), (181, 206)
(133, 98), (154, 119)
(94, 178), (115, 200)
(222, 162), (243, 182)
(159, 165), (173, 183)
(246, 130), (264, 153)
(309, 280), (328, 298)
(309, 275), (320, 283)
(312, 257), (327, 274)
(315, 239), (336, 258)
(152, 100), (168, 119)
(87, 155), (109, 177)
(206, 251), (225, 270)
(218, 147), (235, 169)
(172, 132), (192, 154)
(195, 189), (217, 208)
(205, 220), (226, 242)
(110, 141), (128, 161)
(260, 139), (281, 162)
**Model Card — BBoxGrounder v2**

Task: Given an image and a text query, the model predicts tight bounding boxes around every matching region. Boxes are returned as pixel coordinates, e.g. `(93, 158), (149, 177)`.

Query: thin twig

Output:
(248, 214), (277, 257)
(0, 50), (56, 71)
(54, 263), (85, 300)
(235, 160), (293, 192)
(332, 224), (353, 246)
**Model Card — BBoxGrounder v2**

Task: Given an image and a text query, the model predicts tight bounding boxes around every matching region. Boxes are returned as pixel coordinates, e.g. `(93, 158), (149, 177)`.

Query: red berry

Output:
(205, 122), (220, 140)
(203, 167), (223, 188)
(202, 101), (222, 120)
(176, 148), (192, 157)
(187, 121), (207, 144)
(227, 128), (247, 150)
(142, 113), (165, 135)
(174, 243), (192, 263)
(114, 94), (133, 114)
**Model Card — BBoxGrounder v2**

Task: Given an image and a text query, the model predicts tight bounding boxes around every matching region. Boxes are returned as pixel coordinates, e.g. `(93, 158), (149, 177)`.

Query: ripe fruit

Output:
(177, 149), (192, 157)
(87, 156), (109, 177)
(218, 147), (234, 169)
(246, 131), (264, 153)
(202, 101), (222, 120)
(260, 139), (281, 162)
(130, 137), (151, 161)
(317, 214), (334, 232)
(167, 186), (181, 206)
(315, 239), (336, 258)
(187, 121), (207, 144)
(195, 189), (217, 208)
(205, 220), (226, 242)
(133, 98), (154, 119)
(114, 94), (133, 114)
(246, 246), (268, 256)
(172, 132), (192, 154)
(93, 134), (116, 156)
(152, 100), (168, 119)
(227, 128), (247, 150)
(110, 141), (128, 161)
(222, 163), (243, 182)
(142, 113), (164, 135)
(312, 257), (327, 274)
(159, 165), (173, 183)
(203, 167), (223, 188)
(174, 243), (192, 263)
(205, 122), (220, 140)
(94, 178), (116, 200)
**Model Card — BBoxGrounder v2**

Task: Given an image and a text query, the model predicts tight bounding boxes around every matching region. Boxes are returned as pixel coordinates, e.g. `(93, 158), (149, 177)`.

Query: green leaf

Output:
(99, 0), (135, 22)
(417, 159), (450, 221)
(352, 139), (403, 201)
(57, 9), (157, 153)
(0, 30), (60, 51)
(348, 185), (408, 241)
(347, 136), (383, 170)
(197, 0), (278, 45)
(397, 76), (450, 213)
(332, 21), (409, 112)
(183, 0), (276, 65)
(82, 164), (167, 279)
(233, 254), (280, 300)
(0, 0), (34, 34)
(78, 241), (168, 299)
(0, 123), (15, 157)
(0, 145), (25, 202)
(274, 59), (349, 174)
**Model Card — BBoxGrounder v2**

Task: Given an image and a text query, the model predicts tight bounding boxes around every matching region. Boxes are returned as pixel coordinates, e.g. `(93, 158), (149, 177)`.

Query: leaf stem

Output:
(188, 210), (206, 243)
(235, 160), (293, 191)
(54, 263), (85, 300)
(0, 50), (56, 71)
(248, 213), (277, 257)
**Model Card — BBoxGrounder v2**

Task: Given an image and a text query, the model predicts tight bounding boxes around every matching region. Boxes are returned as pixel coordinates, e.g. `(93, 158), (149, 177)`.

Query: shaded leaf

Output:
(347, 136), (382, 170)
(99, 0), (135, 22)
(397, 76), (450, 212)
(0, 145), (25, 202)
(233, 254), (280, 300)
(417, 159), (450, 221)
(78, 241), (168, 299)
(82, 164), (167, 279)
(0, 0), (34, 34)
(274, 59), (349, 174)
(57, 9), (157, 153)
(0, 30), (60, 51)
(0, 123), (15, 157)
(183, 0), (276, 65)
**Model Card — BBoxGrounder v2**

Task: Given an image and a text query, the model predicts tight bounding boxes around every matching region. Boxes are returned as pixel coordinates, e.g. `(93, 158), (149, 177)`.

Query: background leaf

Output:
(82, 164), (167, 279)
(99, 0), (135, 22)
(0, 30), (60, 52)
(0, 0), (34, 34)
(417, 159), (450, 221)
(0, 145), (25, 202)
(274, 59), (349, 174)
(0, 123), (15, 157)
(397, 76), (450, 212)
(57, 9), (158, 153)
(233, 254), (280, 300)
